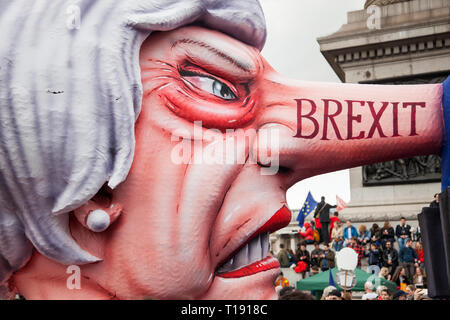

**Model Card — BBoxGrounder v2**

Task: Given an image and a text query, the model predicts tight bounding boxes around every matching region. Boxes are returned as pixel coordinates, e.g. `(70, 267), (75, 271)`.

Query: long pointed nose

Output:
(255, 69), (443, 189)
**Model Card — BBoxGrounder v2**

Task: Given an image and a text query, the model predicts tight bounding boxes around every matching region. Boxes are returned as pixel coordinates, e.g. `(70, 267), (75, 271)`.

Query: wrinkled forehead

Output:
(141, 26), (262, 76)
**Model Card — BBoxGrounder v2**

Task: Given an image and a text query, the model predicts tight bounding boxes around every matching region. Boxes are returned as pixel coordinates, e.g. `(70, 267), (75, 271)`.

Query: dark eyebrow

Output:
(171, 38), (253, 73)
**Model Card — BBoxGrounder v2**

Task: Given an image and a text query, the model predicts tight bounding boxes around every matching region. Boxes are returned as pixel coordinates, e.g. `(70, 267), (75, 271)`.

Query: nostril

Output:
(277, 166), (292, 174)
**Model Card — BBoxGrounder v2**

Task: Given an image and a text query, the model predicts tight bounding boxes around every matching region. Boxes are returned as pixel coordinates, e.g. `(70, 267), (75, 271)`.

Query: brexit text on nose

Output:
(294, 98), (426, 140)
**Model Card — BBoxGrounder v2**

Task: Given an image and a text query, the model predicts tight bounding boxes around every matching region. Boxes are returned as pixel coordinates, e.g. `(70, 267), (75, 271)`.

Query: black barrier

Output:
(440, 187), (450, 285)
(418, 205), (450, 298)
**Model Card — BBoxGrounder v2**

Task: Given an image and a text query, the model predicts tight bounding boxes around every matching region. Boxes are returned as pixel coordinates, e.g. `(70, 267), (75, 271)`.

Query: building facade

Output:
(271, 0), (450, 252)
(317, 0), (450, 226)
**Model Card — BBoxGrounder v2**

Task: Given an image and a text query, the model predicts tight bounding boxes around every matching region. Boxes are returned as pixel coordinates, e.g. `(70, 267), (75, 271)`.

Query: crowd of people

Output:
(276, 277), (431, 300)
(273, 196), (433, 300)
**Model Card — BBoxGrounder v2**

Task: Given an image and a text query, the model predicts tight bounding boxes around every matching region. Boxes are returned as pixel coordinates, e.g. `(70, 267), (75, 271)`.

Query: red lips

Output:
(252, 205), (292, 236)
(215, 205), (291, 278)
(217, 257), (280, 278)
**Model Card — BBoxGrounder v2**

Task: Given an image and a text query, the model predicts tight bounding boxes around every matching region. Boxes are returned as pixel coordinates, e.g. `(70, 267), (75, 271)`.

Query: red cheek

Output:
(159, 83), (257, 129)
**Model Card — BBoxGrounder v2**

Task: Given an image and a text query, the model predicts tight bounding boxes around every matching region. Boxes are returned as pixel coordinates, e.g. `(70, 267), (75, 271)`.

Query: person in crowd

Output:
(380, 221), (395, 249)
(278, 286), (295, 298)
(395, 217), (412, 252)
(276, 243), (290, 268)
(329, 211), (340, 243)
(379, 267), (392, 281)
(381, 241), (399, 277)
(314, 196), (337, 245)
(275, 272), (290, 288)
(321, 286), (337, 300)
(311, 220), (321, 243)
(313, 216), (322, 243)
(429, 192), (439, 208)
(413, 288), (430, 300)
(358, 224), (370, 246)
(274, 273), (287, 295)
(405, 284), (416, 300)
(347, 237), (364, 268)
(376, 285), (388, 300)
(413, 266), (427, 289)
(278, 290), (316, 300)
(415, 242), (425, 268)
(310, 265), (320, 276)
(369, 223), (381, 246)
(299, 221), (315, 244)
(343, 220), (358, 247)
(342, 291), (352, 300)
(325, 289), (342, 300)
(287, 249), (297, 267)
(410, 226), (416, 241)
(362, 281), (378, 300)
(310, 242), (323, 269)
(414, 225), (422, 243)
(392, 266), (409, 291)
(378, 288), (393, 300)
(365, 242), (382, 276)
(399, 239), (419, 283)
(393, 290), (407, 300)
(295, 243), (310, 279)
(331, 221), (344, 252)
(320, 243), (335, 271)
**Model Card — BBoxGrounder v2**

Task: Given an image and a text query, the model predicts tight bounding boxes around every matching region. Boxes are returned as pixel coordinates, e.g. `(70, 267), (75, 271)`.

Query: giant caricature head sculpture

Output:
(0, 0), (448, 300)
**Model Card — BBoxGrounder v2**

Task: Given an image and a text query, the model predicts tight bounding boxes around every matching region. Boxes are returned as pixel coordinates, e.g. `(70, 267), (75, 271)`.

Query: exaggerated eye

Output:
(180, 70), (237, 101)
(212, 79), (235, 100)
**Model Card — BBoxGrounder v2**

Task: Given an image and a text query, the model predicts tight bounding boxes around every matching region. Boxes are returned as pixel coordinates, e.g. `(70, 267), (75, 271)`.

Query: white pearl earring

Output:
(86, 209), (110, 232)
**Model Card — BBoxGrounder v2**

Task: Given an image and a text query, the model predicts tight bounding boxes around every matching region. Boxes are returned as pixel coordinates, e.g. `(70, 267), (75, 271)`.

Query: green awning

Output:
(296, 267), (397, 292)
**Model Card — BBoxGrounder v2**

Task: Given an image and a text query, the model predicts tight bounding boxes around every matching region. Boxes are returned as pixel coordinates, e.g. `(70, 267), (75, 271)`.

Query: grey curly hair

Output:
(0, 0), (266, 287)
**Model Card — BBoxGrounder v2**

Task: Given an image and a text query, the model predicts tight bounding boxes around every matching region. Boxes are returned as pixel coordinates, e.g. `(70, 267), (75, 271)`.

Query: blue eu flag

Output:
(297, 191), (318, 227)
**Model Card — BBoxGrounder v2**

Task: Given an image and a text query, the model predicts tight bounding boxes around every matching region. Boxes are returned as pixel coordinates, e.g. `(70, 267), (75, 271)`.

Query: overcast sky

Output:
(259, 0), (365, 209)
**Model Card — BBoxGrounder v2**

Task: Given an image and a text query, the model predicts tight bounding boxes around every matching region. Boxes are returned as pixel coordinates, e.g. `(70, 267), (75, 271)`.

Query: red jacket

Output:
(330, 216), (340, 228)
(416, 248), (424, 263)
(314, 217), (322, 229)
(329, 216), (341, 242)
(299, 222), (314, 241)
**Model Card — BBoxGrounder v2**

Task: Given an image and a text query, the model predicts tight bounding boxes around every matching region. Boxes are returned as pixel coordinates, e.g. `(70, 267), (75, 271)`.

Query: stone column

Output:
(290, 236), (296, 252)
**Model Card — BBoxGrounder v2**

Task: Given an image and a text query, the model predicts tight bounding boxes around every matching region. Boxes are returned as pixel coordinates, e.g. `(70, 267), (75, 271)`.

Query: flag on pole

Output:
(329, 269), (336, 287)
(297, 191), (318, 227)
(336, 195), (347, 212)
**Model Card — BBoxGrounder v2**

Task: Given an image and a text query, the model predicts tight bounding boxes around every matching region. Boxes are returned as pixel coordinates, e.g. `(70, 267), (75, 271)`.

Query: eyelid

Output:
(179, 65), (239, 97)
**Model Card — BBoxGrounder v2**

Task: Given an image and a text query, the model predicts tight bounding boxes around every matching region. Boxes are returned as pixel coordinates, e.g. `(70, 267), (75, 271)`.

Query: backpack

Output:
(294, 261), (308, 273)
(313, 229), (320, 242)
